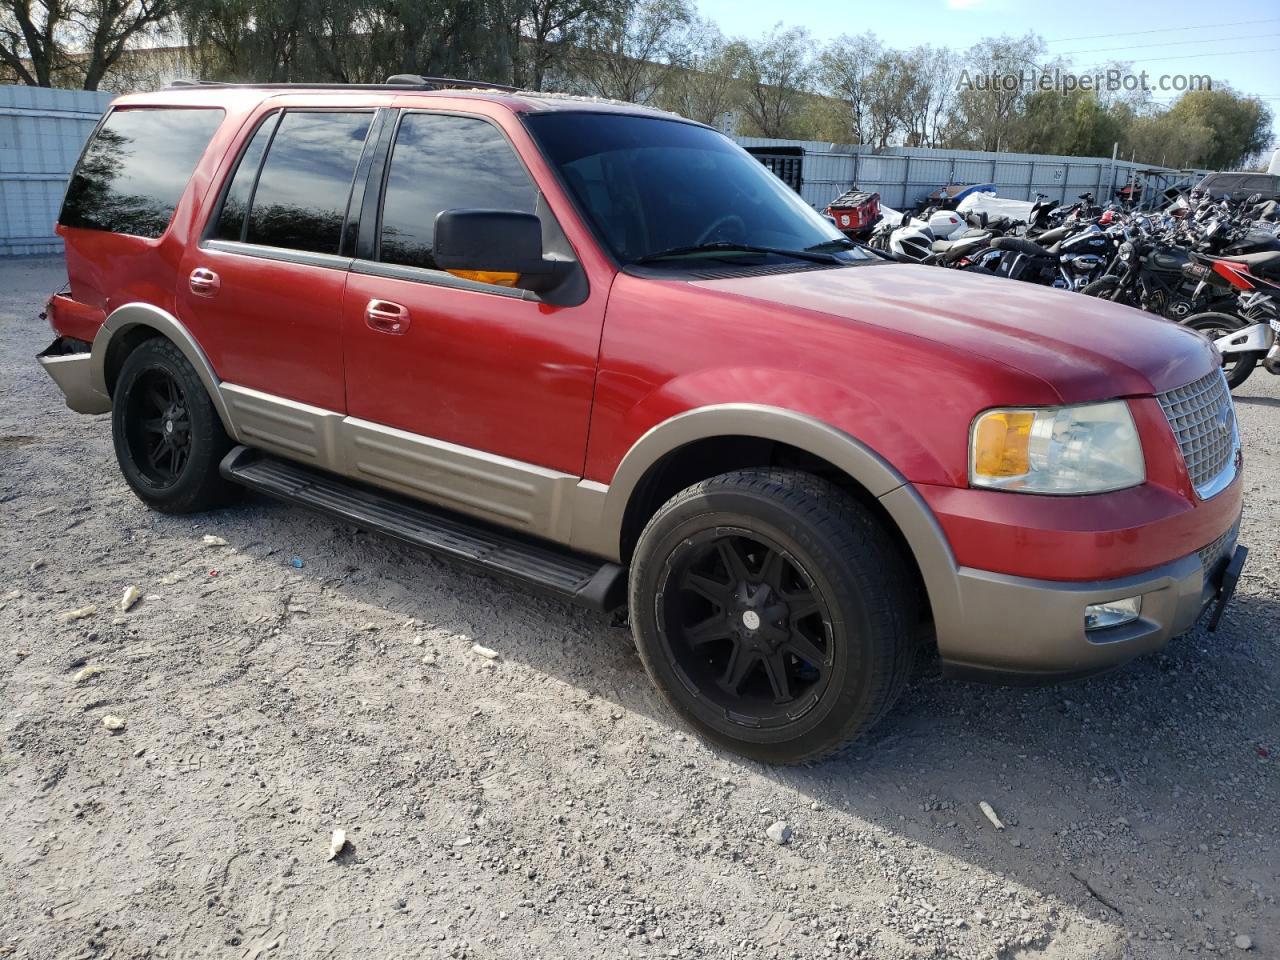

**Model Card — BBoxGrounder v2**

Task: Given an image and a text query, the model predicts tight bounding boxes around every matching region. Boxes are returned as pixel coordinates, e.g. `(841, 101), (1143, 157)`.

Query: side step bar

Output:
(219, 446), (626, 612)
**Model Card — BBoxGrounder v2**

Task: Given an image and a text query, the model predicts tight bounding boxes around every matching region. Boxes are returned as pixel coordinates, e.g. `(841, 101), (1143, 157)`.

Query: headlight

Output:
(970, 401), (1145, 494)
(1118, 242), (1134, 261)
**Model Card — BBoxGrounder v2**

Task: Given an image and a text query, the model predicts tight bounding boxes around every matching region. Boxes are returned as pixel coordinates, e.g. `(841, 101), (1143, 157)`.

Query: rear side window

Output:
(60, 108), (224, 239)
(378, 113), (536, 270)
(242, 111), (373, 255)
(1242, 175), (1280, 196)
(210, 113), (280, 242)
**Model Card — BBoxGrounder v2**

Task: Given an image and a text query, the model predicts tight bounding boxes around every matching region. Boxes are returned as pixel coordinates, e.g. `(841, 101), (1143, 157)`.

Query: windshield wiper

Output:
(805, 237), (859, 252)
(631, 241), (843, 266)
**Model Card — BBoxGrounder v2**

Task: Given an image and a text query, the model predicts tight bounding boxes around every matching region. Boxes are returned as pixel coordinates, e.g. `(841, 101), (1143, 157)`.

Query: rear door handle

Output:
(189, 267), (220, 297)
(365, 299), (410, 335)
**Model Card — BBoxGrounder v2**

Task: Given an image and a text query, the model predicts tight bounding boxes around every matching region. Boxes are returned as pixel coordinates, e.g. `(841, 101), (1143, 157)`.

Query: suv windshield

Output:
(525, 112), (870, 267)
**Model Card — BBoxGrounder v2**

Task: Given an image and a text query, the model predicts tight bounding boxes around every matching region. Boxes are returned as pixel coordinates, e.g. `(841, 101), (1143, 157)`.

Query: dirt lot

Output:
(0, 255), (1277, 960)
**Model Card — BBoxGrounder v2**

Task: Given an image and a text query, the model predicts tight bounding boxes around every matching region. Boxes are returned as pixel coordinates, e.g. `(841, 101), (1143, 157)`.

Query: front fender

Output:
(594, 366), (960, 490)
(573, 398), (964, 638)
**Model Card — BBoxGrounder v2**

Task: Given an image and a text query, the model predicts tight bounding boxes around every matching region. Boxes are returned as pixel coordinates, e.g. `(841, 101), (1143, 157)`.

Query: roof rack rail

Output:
(385, 73), (519, 92)
(162, 76), (520, 93)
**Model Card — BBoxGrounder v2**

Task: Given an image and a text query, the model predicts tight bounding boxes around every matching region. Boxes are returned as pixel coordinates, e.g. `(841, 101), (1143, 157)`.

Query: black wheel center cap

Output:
(732, 582), (788, 650)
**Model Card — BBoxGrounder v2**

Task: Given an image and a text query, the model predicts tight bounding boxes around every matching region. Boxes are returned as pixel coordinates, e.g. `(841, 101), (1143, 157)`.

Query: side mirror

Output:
(434, 209), (571, 294)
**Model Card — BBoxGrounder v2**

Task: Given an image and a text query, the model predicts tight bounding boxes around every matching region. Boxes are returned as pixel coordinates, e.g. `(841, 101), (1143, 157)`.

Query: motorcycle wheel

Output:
(1080, 276), (1131, 304)
(1183, 312), (1259, 390)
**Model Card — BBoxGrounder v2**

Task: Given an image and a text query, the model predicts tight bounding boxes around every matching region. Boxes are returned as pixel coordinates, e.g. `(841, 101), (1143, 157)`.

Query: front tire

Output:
(628, 469), (916, 764)
(1080, 275), (1129, 304)
(111, 337), (236, 513)
(1183, 312), (1258, 389)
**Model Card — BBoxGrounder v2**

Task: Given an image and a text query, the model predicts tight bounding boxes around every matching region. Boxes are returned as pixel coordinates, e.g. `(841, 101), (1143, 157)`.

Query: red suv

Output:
(38, 78), (1246, 763)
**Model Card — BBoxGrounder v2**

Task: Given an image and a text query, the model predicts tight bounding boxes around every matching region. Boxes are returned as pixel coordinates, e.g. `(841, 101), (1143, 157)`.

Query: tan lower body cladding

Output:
(218, 383), (607, 553)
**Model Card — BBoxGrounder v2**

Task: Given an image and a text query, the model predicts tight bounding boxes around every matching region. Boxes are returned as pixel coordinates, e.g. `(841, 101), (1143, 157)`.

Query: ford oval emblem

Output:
(1216, 404), (1234, 439)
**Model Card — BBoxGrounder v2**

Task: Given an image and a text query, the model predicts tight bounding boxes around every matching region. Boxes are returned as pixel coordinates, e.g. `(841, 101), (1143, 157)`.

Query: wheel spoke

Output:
(786, 592), (821, 622)
(761, 652), (793, 702)
(719, 641), (757, 692)
(684, 572), (734, 609)
(785, 633), (827, 669)
(141, 417), (167, 435)
(758, 547), (785, 589)
(173, 444), (190, 475)
(146, 386), (167, 411)
(685, 614), (731, 647)
(716, 538), (750, 582)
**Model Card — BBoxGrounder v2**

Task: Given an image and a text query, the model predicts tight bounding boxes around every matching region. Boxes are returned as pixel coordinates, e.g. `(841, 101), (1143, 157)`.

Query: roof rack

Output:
(166, 75), (519, 93)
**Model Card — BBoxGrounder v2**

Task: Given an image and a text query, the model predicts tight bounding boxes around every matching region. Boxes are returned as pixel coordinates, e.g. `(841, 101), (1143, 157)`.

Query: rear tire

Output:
(1183, 312), (1259, 389)
(628, 469), (916, 764)
(111, 337), (236, 513)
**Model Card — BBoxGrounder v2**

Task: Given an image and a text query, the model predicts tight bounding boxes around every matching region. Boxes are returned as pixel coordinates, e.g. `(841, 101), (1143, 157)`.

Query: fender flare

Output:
(90, 303), (236, 435)
(576, 403), (962, 629)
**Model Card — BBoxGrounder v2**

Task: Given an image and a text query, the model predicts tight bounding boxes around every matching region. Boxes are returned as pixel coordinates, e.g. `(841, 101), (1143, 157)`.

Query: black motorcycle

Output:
(960, 222), (1116, 290)
(1082, 216), (1280, 319)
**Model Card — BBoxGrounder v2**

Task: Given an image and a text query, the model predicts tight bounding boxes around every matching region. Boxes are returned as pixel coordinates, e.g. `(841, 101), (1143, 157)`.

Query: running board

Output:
(219, 446), (626, 611)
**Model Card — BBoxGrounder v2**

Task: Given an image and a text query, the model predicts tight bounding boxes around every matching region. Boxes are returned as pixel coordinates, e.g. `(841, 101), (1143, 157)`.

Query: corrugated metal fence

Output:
(734, 136), (1212, 213)
(0, 85), (113, 256)
(0, 85), (1215, 256)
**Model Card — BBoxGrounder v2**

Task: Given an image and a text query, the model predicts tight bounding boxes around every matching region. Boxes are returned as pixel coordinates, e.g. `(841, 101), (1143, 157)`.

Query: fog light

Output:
(1085, 596), (1142, 631)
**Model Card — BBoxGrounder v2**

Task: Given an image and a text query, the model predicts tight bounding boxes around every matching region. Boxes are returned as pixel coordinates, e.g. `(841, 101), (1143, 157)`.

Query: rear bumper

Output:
(37, 338), (110, 415)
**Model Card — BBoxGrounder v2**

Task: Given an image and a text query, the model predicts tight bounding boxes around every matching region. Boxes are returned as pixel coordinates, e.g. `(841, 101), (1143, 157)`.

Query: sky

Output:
(696, 0), (1279, 150)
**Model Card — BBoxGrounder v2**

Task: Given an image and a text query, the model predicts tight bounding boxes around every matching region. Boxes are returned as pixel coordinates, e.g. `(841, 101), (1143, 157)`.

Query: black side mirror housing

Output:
(434, 209), (572, 294)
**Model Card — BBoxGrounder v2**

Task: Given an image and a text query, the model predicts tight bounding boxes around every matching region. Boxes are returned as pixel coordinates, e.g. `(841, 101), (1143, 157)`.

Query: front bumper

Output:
(37, 338), (110, 414)
(938, 532), (1244, 684)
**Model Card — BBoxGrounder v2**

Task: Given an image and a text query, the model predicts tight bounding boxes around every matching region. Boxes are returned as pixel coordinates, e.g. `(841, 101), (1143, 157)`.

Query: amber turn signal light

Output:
(445, 269), (520, 287)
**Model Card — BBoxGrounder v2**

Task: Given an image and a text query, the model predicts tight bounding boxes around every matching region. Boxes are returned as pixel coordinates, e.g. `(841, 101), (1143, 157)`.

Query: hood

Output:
(693, 263), (1215, 402)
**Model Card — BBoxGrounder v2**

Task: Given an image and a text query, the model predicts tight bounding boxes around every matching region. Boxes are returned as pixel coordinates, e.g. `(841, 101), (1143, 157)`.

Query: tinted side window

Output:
(246, 111), (373, 254)
(210, 113), (280, 242)
(1242, 175), (1280, 196)
(379, 114), (536, 270)
(60, 108), (224, 238)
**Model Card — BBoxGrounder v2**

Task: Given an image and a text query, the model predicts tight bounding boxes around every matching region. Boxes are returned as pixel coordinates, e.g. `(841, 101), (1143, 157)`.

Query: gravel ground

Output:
(1, 254), (1277, 960)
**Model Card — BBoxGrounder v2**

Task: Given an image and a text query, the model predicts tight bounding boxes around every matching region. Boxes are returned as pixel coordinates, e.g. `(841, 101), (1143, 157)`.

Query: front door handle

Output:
(189, 267), (220, 297)
(365, 299), (410, 335)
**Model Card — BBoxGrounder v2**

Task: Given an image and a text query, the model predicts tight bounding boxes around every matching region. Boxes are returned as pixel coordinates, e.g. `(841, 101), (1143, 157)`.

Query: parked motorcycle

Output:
(1081, 196), (1280, 319)
(1181, 251), (1280, 389)
(961, 221), (1117, 290)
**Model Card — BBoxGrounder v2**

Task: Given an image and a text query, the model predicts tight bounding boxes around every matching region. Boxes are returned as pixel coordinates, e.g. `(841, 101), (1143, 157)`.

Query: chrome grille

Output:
(1197, 515), (1240, 574)
(1157, 370), (1238, 499)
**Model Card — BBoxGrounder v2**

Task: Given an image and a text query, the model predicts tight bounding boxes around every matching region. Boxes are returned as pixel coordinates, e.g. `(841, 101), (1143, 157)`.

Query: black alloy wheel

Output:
(112, 336), (236, 513)
(629, 469), (916, 764)
(659, 528), (833, 727)
(124, 366), (193, 487)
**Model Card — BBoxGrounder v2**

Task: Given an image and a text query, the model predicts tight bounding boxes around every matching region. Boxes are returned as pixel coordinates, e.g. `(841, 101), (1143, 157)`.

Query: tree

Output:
(895, 45), (957, 148)
(735, 24), (812, 139)
(1161, 88), (1273, 170)
(573, 0), (692, 104)
(949, 33), (1047, 151)
(515, 0), (607, 90)
(1, 0), (176, 89)
(655, 19), (741, 126)
(817, 32), (882, 145)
